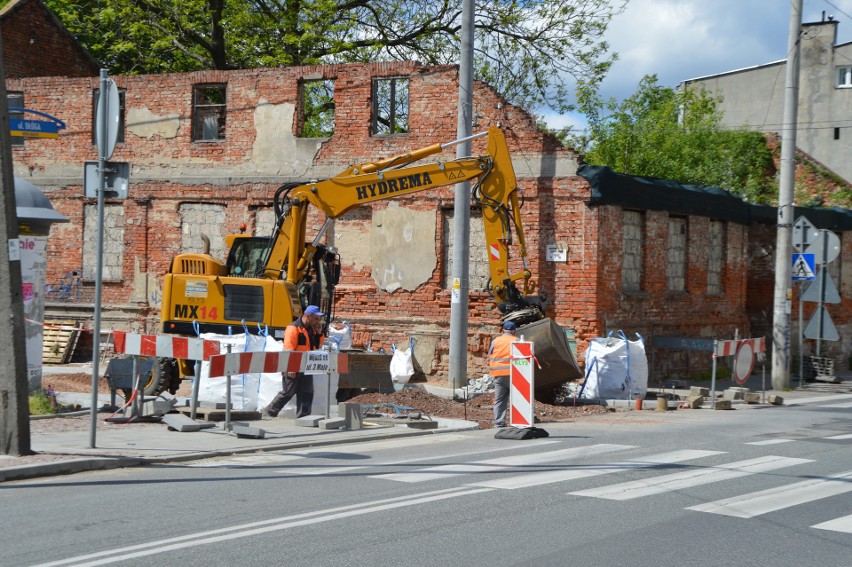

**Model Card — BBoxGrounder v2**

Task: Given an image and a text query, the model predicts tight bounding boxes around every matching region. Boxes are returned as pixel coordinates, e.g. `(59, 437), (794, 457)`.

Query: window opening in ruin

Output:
(372, 77), (409, 135)
(667, 216), (688, 292)
(83, 204), (124, 281)
(192, 84), (227, 141)
(622, 210), (644, 293)
(443, 208), (488, 291)
(707, 220), (726, 295)
(299, 79), (335, 137)
(837, 66), (852, 88)
(91, 88), (126, 145)
(8, 92), (23, 147)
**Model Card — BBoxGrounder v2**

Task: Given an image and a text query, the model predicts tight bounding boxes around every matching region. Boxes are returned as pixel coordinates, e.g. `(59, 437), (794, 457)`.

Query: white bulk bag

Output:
(580, 331), (647, 400)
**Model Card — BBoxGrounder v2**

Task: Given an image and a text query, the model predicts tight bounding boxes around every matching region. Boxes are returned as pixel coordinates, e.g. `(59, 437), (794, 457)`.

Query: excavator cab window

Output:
(227, 237), (272, 277)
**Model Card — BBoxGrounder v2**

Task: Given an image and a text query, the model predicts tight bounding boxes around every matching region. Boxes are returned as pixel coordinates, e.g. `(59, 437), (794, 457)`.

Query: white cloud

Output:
(543, 0), (852, 130)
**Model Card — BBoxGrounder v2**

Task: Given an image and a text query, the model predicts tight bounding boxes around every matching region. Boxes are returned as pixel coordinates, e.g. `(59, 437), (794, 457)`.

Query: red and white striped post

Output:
(509, 341), (535, 428)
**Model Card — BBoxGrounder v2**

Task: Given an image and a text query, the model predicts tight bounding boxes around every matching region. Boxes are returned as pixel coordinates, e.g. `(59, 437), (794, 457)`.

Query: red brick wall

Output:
(1, 0), (98, 79)
(12, 61), (834, 381)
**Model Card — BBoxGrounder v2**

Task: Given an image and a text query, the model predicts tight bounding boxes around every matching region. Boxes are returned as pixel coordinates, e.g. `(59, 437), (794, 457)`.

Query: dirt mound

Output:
(43, 372), (610, 428)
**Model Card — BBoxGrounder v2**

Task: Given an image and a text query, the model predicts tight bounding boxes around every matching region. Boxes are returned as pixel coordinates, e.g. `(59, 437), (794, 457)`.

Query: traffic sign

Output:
(804, 305), (839, 341)
(802, 268), (841, 304)
(792, 216), (819, 252)
(791, 253), (816, 281)
(805, 229), (840, 264)
(96, 78), (120, 159)
(733, 340), (756, 385)
(9, 118), (60, 138)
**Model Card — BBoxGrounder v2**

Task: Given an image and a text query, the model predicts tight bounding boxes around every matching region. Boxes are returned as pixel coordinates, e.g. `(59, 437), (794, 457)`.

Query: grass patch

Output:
(29, 389), (57, 415)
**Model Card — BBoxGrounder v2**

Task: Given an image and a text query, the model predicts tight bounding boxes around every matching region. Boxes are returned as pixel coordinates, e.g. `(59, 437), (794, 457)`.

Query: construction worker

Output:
(488, 320), (518, 428)
(263, 305), (325, 418)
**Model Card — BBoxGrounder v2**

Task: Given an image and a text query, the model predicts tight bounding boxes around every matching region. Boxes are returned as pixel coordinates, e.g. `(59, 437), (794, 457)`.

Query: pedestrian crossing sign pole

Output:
(791, 253), (816, 281)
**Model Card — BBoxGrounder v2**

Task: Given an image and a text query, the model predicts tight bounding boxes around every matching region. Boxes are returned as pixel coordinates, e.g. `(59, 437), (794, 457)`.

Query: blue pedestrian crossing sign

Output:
(792, 253), (816, 281)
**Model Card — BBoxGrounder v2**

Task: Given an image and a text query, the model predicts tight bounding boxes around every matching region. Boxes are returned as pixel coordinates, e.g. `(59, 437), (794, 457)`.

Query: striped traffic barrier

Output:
(510, 341), (535, 427)
(112, 331), (221, 361)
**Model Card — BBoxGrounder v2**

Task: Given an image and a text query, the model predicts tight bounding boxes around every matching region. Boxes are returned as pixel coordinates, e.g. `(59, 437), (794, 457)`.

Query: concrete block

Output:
(769, 395), (784, 405)
(689, 386), (709, 397)
(319, 418), (346, 430)
(162, 413), (203, 432)
(294, 415), (324, 427)
(723, 389), (747, 400)
(714, 399), (732, 410)
(686, 395), (704, 409)
(141, 398), (178, 417)
(342, 402), (363, 430)
(231, 424), (266, 439)
(745, 393), (761, 404)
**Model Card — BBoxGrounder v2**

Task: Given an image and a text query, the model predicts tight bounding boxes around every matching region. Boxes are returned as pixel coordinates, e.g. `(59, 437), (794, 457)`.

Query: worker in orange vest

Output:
(263, 305), (325, 418)
(488, 320), (518, 428)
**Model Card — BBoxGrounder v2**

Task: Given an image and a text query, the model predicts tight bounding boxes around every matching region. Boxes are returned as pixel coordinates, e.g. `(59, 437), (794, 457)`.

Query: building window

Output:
(707, 220), (726, 295)
(91, 88), (126, 145)
(8, 92), (24, 147)
(179, 203), (226, 260)
(83, 204), (124, 281)
(622, 210), (644, 292)
(667, 216), (688, 292)
(837, 66), (852, 88)
(372, 77), (409, 135)
(299, 79), (335, 137)
(192, 84), (226, 141)
(443, 208), (488, 291)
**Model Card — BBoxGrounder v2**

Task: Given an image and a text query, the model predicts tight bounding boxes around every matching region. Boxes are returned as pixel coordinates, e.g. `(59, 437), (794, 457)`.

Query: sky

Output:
(543, 0), (852, 133)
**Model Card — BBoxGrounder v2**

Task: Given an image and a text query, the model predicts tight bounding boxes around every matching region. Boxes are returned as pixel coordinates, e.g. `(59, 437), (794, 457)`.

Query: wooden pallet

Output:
(43, 320), (81, 364)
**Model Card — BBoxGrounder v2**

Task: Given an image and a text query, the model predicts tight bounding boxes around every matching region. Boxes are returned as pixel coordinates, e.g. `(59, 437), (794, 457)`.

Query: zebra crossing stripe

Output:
(687, 470), (852, 518)
(818, 401), (852, 408)
(745, 439), (794, 446)
(468, 449), (723, 490)
(372, 444), (635, 483)
(813, 514), (852, 534)
(824, 433), (852, 440)
(568, 456), (812, 501)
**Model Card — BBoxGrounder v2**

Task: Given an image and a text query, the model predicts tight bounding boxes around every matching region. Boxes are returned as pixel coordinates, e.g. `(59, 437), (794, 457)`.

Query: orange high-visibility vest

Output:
(488, 333), (518, 377)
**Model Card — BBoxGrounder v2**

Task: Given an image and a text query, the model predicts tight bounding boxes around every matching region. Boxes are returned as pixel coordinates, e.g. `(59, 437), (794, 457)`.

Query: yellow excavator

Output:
(152, 127), (578, 395)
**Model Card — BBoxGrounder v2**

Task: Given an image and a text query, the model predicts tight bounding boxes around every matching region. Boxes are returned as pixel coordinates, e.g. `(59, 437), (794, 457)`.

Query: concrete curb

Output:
(0, 420), (479, 483)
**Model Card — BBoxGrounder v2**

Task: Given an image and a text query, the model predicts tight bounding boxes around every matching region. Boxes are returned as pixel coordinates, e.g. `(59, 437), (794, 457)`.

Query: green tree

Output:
(575, 75), (776, 204)
(45, 0), (625, 114)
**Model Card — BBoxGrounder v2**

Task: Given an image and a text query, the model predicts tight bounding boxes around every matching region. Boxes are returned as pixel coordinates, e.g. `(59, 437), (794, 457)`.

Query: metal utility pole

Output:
(0, 30), (32, 456)
(448, 0), (474, 390)
(772, 0), (803, 390)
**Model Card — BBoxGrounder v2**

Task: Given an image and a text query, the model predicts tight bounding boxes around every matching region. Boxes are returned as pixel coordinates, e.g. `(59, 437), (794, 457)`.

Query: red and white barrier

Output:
(112, 331), (221, 361)
(715, 337), (765, 357)
(207, 349), (350, 378)
(510, 341), (535, 427)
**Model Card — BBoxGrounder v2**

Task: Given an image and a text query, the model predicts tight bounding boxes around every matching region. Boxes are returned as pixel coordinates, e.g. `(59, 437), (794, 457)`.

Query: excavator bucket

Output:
(517, 318), (581, 394)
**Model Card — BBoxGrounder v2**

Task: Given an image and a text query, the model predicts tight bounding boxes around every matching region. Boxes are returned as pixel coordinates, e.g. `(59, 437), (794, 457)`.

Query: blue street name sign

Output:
(9, 118), (60, 138)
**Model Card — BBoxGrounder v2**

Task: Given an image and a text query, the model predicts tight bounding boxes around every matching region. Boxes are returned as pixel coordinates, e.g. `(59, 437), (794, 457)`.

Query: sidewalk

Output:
(2, 369), (850, 484)
(0, 389), (479, 483)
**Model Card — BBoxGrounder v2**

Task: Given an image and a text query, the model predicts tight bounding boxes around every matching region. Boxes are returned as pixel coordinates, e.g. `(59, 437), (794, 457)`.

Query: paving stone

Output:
(319, 418), (346, 430)
(231, 424), (266, 439)
(294, 415), (324, 427)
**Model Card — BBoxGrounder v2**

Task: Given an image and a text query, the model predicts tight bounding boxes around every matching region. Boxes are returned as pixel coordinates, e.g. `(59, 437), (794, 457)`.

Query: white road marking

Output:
(791, 394), (852, 405)
(817, 401), (852, 408)
(568, 456), (812, 500)
(687, 470), (852, 518)
(469, 449), (724, 490)
(373, 444), (636, 483)
(812, 514), (852, 533)
(283, 440), (559, 476)
(185, 433), (477, 467)
(29, 486), (494, 567)
(823, 433), (852, 440)
(745, 439), (795, 446)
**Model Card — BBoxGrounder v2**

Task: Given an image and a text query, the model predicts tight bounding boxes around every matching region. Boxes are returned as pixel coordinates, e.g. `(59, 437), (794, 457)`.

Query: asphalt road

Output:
(3, 398), (851, 567)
